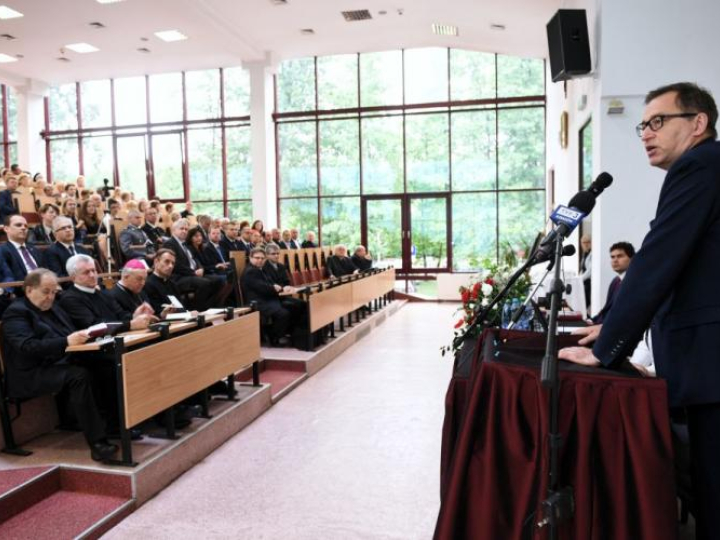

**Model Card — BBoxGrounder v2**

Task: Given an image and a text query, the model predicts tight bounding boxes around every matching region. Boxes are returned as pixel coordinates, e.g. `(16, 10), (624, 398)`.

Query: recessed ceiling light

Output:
(65, 42), (99, 53)
(89, 22), (106, 29)
(137, 47), (151, 53)
(300, 28), (315, 35)
(0, 5), (23, 19)
(56, 57), (71, 63)
(96, 0), (126, 4)
(432, 23), (458, 37)
(0, 53), (18, 63)
(490, 23), (506, 31)
(154, 30), (188, 42)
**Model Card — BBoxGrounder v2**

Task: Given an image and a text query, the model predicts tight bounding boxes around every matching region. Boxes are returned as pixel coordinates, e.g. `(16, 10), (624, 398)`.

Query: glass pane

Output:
(227, 127), (252, 199)
(81, 80), (111, 128)
(6, 88), (17, 140)
(320, 197), (360, 247)
(8, 143), (18, 169)
(361, 115), (403, 194)
(452, 193), (497, 270)
(0, 87), (4, 141)
(114, 77), (147, 126)
(497, 55), (544, 98)
(278, 121), (317, 197)
(498, 191), (545, 258)
(406, 113), (449, 192)
(365, 198), (402, 268)
(223, 67), (250, 117)
(195, 201), (225, 218)
(581, 120), (593, 190)
(49, 84), (78, 130)
(152, 133), (184, 200)
(450, 49), (496, 101)
(317, 54), (358, 110)
(360, 50), (403, 107)
(498, 107), (545, 189)
(82, 136), (114, 186)
(188, 128), (222, 201)
(186, 69), (220, 120)
(410, 197), (448, 269)
(319, 119), (359, 195)
(149, 72), (183, 123)
(116, 136), (148, 199)
(228, 200), (252, 221)
(277, 57), (315, 112)
(404, 48), (448, 105)
(50, 139), (79, 182)
(280, 198), (318, 236)
(451, 110), (496, 191)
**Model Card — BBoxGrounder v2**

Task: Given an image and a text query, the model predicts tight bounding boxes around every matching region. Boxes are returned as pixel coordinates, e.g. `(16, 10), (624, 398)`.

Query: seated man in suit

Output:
(0, 174), (18, 221)
(29, 203), (58, 244)
(278, 229), (292, 250)
(141, 206), (168, 245)
(590, 241), (635, 324)
(289, 228), (301, 249)
(301, 231), (317, 248)
(197, 214), (212, 241)
(219, 221), (244, 260)
(119, 210), (154, 261)
(143, 248), (192, 316)
(204, 226), (232, 276)
(264, 244), (307, 330)
(326, 245), (359, 278)
(351, 245), (373, 271)
(43, 216), (90, 282)
(162, 219), (223, 311)
(242, 247), (295, 343)
(0, 214), (43, 285)
(59, 254), (156, 333)
(238, 226), (254, 254)
(1, 269), (117, 461)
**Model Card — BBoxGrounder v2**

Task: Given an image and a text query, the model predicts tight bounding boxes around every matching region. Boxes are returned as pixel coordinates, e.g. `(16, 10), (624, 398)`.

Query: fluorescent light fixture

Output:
(154, 30), (188, 42)
(0, 53), (18, 63)
(432, 23), (458, 37)
(0, 5), (23, 19)
(65, 42), (100, 53)
(96, 0), (126, 4)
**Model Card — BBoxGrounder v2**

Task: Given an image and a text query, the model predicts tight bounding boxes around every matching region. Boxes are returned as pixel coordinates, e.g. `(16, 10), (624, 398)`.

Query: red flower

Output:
(454, 318), (464, 329)
(461, 290), (470, 303)
(485, 277), (494, 286)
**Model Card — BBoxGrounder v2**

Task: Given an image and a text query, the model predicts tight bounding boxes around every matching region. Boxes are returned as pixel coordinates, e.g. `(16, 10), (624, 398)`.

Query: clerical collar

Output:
(74, 283), (97, 294)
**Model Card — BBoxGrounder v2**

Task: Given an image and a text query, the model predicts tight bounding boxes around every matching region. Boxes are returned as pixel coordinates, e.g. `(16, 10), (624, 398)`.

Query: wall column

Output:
(14, 79), (48, 176)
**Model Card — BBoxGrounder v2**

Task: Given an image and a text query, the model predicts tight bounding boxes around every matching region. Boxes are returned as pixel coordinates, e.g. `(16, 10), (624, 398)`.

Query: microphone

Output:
(532, 173), (613, 263)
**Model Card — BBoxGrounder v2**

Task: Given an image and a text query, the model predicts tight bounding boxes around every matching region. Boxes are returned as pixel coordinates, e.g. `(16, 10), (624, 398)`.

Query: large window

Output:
(275, 49), (546, 271)
(43, 68), (251, 217)
(1, 85), (18, 168)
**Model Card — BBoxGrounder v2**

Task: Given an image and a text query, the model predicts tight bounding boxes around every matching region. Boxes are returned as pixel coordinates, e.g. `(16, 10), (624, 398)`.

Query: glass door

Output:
(116, 135), (149, 200)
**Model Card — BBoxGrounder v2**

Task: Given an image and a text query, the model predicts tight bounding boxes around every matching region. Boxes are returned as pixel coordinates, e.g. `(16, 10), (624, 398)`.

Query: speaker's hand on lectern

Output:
(558, 347), (601, 366)
(572, 324), (602, 345)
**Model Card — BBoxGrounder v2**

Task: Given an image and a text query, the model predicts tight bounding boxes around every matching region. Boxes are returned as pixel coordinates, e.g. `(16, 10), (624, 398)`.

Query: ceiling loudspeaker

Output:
(546, 9), (591, 83)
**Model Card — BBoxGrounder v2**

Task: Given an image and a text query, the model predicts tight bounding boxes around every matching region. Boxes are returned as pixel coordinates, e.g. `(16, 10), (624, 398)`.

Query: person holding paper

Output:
(143, 248), (190, 316)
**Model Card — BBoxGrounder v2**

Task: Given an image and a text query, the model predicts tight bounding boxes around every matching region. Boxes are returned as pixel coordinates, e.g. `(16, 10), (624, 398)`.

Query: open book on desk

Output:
(87, 322), (124, 338)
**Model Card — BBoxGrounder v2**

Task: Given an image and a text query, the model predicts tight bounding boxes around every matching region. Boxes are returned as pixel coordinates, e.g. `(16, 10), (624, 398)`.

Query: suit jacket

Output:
(301, 240), (317, 248)
(277, 241), (291, 250)
(203, 243), (231, 274)
(144, 272), (184, 315)
(1, 297), (76, 398)
(220, 237), (244, 261)
(327, 255), (358, 277)
(119, 225), (152, 259)
(594, 138), (720, 406)
(591, 275), (622, 324)
(288, 239), (301, 250)
(58, 286), (131, 333)
(0, 242), (43, 283)
(162, 237), (197, 278)
(141, 223), (167, 245)
(29, 224), (54, 244)
(107, 282), (151, 315)
(0, 190), (17, 221)
(241, 265), (282, 312)
(351, 254), (372, 272)
(263, 261), (291, 287)
(43, 242), (89, 279)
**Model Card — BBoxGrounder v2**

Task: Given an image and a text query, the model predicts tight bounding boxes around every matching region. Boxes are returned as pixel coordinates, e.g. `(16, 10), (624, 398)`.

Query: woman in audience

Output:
(78, 198), (101, 236)
(165, 211), (181, 235)
(125, 200), (139, 213)
(79, 189), (92, 202)
(138, 199), (148, 213)
(251, 219), (264, 235)
(33, 172), (45, 183)
(187, 226), (216, 275)
(30, 203), (59, 244)
(75, 175), (86, 189)
(64, 183), (77, 199)
(16, 173), (32, 193)
(121, 192), (132, 206)
(61, 198), (84, 241)
(251, 230), (265, 248)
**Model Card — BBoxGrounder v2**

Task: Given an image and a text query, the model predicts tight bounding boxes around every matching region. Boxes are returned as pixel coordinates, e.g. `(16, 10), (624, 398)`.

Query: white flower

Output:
(481, 282), (493, 297)
(481, 298), (489, 307)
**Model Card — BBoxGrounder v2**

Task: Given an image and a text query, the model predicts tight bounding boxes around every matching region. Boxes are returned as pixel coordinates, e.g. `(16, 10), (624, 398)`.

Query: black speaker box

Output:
(546, 9), (591, 82)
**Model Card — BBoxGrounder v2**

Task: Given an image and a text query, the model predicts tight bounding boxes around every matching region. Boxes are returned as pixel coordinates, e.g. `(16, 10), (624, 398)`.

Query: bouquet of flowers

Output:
(441, 260), (531, 357)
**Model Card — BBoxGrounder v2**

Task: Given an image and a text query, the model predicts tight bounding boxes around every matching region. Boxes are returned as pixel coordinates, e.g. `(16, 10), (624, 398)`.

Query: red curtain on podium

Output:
(436, 330), (678, 540)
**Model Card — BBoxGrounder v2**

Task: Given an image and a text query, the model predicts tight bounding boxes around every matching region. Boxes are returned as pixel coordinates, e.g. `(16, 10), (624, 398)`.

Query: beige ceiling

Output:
(0, 0), (561, 86)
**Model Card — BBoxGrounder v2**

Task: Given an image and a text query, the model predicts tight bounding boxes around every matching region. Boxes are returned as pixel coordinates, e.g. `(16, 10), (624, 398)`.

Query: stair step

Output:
(0, 466), (53, 497)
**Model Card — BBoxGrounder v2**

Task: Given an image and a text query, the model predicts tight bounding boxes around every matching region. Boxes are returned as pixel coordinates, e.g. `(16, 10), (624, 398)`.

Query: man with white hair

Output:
(119, 210), (153, 260)
(326, 245), (359, 278)
(43, 216), (90, 281)
(107, 259), (155, 315)
(162, 219), (223, 311)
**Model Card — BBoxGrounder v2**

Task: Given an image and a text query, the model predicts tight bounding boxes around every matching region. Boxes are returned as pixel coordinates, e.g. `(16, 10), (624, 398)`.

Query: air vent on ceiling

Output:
(300, 28), (315, 35)
(432, 23), (458, 36)
(0, 33), (16, 40)
(490, 23), (505, 31)
(342, 10), (372, 22)
(270, 0), (288, 4)
(56, 57), (71, 62)
(89, 21), (106, 29)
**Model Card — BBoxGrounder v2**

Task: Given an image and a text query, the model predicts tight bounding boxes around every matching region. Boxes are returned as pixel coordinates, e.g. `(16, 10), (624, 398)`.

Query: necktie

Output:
(19, 245), (37, 270)
(215, 245), (225, 262)
(69, 245), (76, 256)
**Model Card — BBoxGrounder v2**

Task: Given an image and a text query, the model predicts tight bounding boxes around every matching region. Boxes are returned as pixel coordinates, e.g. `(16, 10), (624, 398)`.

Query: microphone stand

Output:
(536, 233), (574, 538)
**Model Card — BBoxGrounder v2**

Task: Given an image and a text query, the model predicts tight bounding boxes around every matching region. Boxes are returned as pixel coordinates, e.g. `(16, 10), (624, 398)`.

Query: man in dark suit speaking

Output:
(559, 82), (720, 537)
